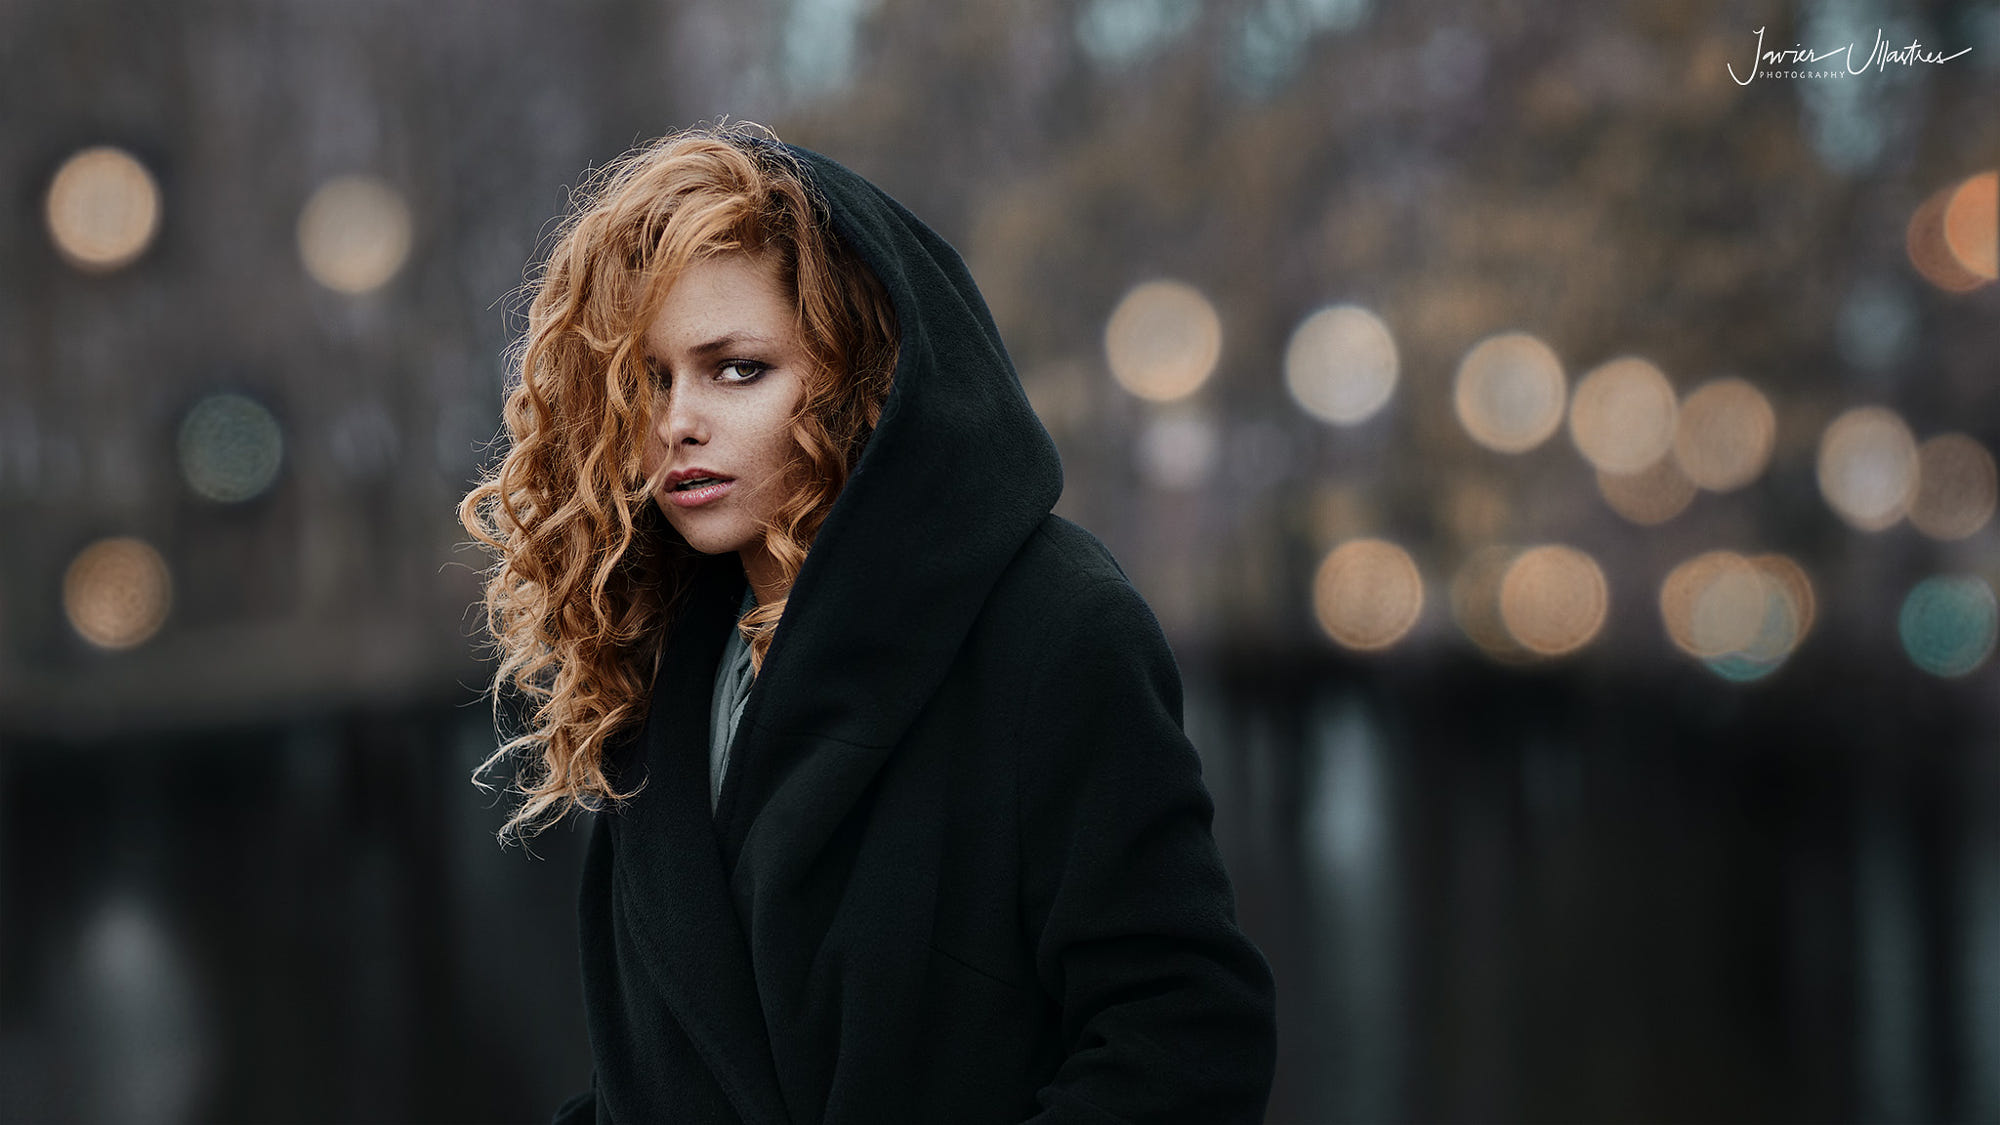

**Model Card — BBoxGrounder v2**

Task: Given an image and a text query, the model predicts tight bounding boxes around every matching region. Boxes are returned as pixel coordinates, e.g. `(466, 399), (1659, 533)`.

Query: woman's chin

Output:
(670, 525), (753, 559)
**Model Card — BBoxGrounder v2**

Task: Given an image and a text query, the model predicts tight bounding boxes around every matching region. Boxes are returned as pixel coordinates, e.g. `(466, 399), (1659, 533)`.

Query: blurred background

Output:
(2, 0), (1997, 1121)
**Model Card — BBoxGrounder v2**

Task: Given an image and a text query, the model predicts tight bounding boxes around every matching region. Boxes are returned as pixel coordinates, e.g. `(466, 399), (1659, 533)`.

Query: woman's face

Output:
(641, 251), (809, 597)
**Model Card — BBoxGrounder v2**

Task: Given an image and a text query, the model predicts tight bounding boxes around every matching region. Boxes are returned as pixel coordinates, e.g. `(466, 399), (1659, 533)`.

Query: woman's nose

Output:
(659, 382), (708, 447)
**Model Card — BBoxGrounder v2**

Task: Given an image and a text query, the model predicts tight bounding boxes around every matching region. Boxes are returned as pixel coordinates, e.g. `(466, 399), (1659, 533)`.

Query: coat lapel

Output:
(608, 554), (790, 1125)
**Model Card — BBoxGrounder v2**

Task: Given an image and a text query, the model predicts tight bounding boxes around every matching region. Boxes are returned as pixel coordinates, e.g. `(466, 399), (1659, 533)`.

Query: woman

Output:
(460, 123), (1277, 1125)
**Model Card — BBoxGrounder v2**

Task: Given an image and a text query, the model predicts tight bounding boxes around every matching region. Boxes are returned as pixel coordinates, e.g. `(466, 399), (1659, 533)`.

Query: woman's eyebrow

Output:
(688, 332), (780, 358)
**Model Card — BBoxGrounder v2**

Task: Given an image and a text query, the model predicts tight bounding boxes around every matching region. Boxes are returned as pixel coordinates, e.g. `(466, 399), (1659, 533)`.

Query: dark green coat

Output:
(552, 142), (1276, 1125)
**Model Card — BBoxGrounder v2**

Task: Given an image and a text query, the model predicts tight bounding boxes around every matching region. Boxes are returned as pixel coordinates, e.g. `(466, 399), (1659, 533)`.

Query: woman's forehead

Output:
(642, 251), (799, 354)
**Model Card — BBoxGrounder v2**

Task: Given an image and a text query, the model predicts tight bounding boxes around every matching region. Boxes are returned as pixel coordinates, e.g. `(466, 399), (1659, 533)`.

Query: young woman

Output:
(460, 123), (1277, 1125)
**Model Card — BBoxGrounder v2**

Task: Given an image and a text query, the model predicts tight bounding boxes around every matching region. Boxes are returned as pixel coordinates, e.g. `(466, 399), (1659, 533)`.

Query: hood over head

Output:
(647, 140), (1065, 858)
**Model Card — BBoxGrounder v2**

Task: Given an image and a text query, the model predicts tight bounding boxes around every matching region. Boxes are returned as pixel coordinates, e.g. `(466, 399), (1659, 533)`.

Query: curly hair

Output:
(458, 123), (898, 845)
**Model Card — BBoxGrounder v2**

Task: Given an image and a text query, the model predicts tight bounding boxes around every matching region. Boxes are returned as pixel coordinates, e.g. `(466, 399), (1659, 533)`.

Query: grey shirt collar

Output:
(708, 585), (758, 815)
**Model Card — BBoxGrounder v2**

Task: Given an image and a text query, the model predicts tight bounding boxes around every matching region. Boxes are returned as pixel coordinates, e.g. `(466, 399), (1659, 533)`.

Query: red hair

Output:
(457, 123), (897, 843)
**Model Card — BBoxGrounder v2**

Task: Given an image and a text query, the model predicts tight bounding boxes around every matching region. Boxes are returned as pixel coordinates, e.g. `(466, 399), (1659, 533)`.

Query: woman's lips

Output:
(666, 478), (734, 508)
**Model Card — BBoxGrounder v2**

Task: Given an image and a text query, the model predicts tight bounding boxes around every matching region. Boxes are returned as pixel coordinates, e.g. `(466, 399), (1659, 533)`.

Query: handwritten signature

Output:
(1729, 25), (1970, 84)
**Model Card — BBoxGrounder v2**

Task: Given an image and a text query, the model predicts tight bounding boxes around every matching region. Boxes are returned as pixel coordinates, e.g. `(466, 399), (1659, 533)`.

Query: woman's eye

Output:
(719, 360), (766, 382)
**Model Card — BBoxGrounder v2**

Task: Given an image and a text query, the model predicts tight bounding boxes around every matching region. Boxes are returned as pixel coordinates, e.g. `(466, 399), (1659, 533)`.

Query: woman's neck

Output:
(738, 545), (785, 607)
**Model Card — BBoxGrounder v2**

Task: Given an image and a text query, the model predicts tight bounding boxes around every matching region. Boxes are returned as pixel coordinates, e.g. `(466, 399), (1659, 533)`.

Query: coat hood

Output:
(702, 140), (1064, 849)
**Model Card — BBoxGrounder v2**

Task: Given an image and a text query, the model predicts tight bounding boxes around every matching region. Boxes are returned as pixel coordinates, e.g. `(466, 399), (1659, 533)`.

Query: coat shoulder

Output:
(977, 513), (1172, 664)
(1004, 513), (1131, 590)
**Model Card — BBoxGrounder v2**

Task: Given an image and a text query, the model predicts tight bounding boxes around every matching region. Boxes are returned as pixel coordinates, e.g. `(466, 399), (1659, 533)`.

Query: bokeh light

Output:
(63, 537), (173, 650)
(298, 174), (414, 294)
(1909, 432), (1996, 541)
(1453, 331), (1566, 453)
(1701, 553), (1815, 682)
(1313, 538), (1423, 651)
(1672, 376), (1774, 492)
(1898, 574), (1997, 678)
(179, 393), (284, 503)
(1896, 172), (1992, 290)
(1136, 408), (1219, 490)
(1660, 550), (1766, 658)
(1497, 544), (1607, 656)
(1748, 552), (1817, 648)
(1941, 171), (1998, 284)
(45, 146), (161, 272)
(1283, 304), (1399, 425)
(1450, 544), (1532, 662)
(1567, 356), (1676, 474)
(1104, 279), (1222, 402)
(1596, 455), (1697, 525)
(1817, 405), (1918, 532)
(1908, 171), (1997, 293)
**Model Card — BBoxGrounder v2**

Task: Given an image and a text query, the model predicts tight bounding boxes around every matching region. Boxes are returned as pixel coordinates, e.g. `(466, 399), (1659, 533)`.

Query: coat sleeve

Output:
(1015, 576), (1278, 1125)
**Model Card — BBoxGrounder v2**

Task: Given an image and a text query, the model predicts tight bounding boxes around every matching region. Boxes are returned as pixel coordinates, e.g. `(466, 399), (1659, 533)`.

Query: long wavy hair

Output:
(458, 123), (898, 845)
